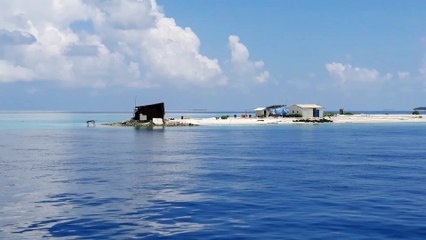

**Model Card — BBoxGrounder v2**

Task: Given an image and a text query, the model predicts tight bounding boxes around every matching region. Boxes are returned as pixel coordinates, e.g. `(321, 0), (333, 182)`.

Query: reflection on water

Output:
(1, 124), (209, 239)
(1, 114), (426, 239)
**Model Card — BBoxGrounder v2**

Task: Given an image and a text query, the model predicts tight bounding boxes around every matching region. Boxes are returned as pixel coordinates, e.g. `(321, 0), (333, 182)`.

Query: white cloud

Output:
(325, 62), (391, 83)
(397, 71), (410, 80)
(0, 60), (34, 82)
(228, 35), (270, 84)
(0, 0), (225, 87)
(256, 71), (270, 83)
(140, 17), (224, 85)
(0, 29), (36, 45)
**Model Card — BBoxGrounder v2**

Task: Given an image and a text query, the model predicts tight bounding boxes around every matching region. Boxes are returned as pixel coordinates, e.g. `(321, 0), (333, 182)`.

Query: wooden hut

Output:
(133, 102), (165, 122)
(289, 104), (324, 119)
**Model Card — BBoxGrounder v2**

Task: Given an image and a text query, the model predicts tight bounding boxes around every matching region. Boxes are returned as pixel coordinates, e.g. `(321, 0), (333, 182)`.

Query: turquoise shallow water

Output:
(1, 113), (426, 239)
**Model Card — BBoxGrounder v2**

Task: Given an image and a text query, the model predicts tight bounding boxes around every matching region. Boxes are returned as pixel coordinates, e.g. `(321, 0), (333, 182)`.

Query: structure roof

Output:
(135, 102), (164, 109)
(255, 105), (286, 111)
(292, 104), (323, 109)
(266, 105), (286, 109)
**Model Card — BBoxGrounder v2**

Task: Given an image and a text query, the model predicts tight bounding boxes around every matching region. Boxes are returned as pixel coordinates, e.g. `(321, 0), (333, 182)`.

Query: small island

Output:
(102, 102), (426, 128)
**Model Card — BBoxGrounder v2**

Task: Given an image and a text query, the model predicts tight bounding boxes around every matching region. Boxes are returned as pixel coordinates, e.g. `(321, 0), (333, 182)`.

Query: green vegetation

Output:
(324, 112), (336, 117)
(342, 112), (354, 115)
(220, 115), (230, 119)
(412, 110), (420, 115)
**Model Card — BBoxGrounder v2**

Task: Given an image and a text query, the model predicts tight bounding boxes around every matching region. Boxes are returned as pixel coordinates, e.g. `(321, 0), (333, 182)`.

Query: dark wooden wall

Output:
(133, 102), (165, 122)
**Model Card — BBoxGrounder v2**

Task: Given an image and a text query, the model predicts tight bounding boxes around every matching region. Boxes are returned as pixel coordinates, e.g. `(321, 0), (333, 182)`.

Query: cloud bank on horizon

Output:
(0, 0), (269, 87)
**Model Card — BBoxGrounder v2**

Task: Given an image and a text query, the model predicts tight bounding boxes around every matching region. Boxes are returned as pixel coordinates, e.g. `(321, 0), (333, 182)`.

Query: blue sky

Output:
(1, 0), (426, 111)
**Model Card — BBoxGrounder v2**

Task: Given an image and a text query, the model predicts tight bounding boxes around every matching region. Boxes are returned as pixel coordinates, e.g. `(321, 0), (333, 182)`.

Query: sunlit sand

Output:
(170, 114), (426, 126)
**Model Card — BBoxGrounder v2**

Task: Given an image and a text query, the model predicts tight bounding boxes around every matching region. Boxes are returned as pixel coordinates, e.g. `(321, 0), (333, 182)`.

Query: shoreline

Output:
(102, 114), (426, 127)
(169, 114), (425, 126)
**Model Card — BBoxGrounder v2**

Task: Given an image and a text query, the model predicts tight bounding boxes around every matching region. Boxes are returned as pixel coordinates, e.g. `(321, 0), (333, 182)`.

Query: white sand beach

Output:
(169, 114), (426, 126)
(329, 114), (425, 124)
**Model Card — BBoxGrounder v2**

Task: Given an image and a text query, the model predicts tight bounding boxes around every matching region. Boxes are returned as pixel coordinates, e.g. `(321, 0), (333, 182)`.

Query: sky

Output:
(0, 0), (426, 111)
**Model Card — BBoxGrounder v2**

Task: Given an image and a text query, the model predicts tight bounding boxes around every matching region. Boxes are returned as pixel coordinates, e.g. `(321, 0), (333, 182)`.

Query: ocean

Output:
(1, 112), (425, 239)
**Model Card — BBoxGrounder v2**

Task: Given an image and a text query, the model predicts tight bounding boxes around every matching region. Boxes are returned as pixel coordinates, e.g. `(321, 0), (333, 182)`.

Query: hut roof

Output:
(266, 105), (286, 109)
(292, 104), (323, 109)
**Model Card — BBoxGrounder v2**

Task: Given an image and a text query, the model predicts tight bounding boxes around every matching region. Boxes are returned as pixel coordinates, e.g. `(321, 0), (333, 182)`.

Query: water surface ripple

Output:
(1, 114), (426, 239)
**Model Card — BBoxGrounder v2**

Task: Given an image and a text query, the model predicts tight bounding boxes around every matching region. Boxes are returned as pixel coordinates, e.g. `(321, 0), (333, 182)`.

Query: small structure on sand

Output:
(86, 120), (96, 127)
(103, 102), (196, 127)
(289, 104), (324, 119)
(255, 105), (288, 117)
(133, 102), (165, 124)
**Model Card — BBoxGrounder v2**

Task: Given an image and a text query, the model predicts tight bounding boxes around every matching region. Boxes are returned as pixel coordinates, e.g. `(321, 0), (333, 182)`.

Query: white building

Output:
(289, 104), (324, 119)
(255, 107), (268, 117)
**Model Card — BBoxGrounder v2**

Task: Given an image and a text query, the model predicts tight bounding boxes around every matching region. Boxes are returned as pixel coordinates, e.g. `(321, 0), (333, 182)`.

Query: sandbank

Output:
(170, 114), (426, 126)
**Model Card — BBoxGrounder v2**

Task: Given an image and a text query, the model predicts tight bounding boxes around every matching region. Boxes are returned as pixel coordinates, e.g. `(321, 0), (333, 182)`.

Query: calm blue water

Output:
(1, 113), (426, 239)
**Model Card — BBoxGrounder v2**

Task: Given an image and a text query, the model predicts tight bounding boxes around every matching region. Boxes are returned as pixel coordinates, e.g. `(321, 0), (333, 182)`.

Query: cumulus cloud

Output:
(0, 60), (34, 82)
(0, 0), (225, 87)
(0, 29), (36, 45)
(140, 17), (224, 85)
(228, 35), (270, 84)
(325, 62), (391, 83)
(65, 44), (99, 56)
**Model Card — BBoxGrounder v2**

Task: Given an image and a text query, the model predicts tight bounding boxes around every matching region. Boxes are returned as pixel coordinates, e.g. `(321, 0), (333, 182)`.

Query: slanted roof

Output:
(292, 104), (323, 109)
(266, 104), (286, 109)
(135, 102), (165, 109)
(254, 107), (266, 111)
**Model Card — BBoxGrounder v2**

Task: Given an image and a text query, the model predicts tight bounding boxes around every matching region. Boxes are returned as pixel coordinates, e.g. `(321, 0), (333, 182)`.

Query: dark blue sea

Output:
(1, 112), (426, 239)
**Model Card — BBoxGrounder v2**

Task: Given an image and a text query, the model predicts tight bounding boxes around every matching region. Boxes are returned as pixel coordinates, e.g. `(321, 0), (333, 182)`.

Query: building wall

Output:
(256, 109), (270, 117)
(317, 108), (324, 118)
(289, 106), (300, 116)
(289, 106), (323, 119)
(255, 109), (265, 117)
(133, 102), (165, 122)
(302, 108), (313, 118)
